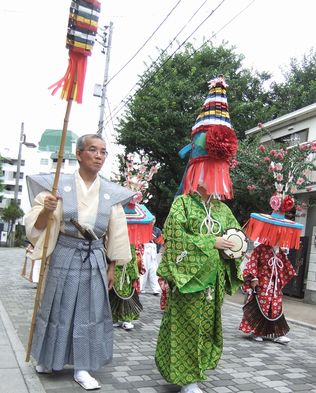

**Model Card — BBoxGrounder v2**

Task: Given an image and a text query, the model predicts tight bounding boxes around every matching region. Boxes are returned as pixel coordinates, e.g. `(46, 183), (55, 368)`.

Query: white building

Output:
(0, 129), (79, 218)
(246, 102), (316, 304)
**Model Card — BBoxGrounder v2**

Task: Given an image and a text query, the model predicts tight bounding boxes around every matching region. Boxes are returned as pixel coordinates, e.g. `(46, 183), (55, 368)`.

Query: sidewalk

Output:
(0, 299), (45, 393)
(0, 247), (316, 393)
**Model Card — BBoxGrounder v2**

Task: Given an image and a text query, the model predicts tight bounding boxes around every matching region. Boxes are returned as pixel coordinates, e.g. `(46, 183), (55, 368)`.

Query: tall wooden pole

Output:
(25, 96), (74, 362)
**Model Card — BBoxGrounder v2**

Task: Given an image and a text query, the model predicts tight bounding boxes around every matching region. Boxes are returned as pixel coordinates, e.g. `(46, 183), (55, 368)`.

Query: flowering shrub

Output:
(122, 152), (160, 204)
(230, 129), (316, 222)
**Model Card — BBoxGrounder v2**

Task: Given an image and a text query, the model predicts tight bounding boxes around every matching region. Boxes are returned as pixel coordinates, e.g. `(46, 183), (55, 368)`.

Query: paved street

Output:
(0, 247), (316, 393)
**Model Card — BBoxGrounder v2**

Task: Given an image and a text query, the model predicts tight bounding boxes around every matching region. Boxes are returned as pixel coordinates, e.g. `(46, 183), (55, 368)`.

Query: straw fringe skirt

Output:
(31, 234), (113, 371)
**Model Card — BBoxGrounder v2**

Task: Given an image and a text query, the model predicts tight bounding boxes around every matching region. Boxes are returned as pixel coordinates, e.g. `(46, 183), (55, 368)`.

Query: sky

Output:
(1, 0), (316, 177)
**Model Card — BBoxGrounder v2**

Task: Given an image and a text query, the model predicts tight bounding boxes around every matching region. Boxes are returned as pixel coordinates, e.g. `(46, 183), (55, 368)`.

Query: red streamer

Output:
(48, 51), (87, 104)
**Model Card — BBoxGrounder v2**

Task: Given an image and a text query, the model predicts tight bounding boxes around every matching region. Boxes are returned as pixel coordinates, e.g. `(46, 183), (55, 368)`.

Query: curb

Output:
(0, 299), (46, 393)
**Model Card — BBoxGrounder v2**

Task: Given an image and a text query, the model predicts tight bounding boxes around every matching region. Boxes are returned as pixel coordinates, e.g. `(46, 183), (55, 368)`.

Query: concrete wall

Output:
(305, 219), (316, 304)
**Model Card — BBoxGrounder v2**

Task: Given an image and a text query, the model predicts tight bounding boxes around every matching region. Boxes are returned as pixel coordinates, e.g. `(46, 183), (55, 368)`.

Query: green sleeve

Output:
(157, 196), (220, 293)
(218, 202), (244, 295)
(113, 245), (139, 296)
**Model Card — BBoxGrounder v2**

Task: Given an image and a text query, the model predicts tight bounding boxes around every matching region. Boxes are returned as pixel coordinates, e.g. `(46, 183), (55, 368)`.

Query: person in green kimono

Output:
(110, 245), (143, 330)
(155, 76), (243, 393)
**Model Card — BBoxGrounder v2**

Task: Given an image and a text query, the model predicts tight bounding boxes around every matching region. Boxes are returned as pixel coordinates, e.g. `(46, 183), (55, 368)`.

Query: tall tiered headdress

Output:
(178, 75), (238, 199)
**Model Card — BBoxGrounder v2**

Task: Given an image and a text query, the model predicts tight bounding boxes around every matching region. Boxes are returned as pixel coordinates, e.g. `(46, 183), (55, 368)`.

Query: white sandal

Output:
(35, 365), (52, 374)
(74, 370), (101, 390)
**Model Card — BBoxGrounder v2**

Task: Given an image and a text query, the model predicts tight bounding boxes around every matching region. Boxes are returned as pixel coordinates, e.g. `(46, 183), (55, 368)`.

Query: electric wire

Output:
(103, 0), (212, 127)
(104, 0), (255, 128)
(104, 0), (184, 88)
(104, 0), (226, 126)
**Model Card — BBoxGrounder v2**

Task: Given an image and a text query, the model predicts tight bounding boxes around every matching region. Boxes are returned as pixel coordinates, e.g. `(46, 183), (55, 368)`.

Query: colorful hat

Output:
(178, 75), (238, 199)
(246, 191), (304, 250)
(124, 202), (154, 245)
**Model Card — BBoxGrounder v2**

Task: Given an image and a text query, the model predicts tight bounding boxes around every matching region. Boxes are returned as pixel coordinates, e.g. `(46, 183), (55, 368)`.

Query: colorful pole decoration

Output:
(49, 0), (101, 103)
(25, 0), (101, 362)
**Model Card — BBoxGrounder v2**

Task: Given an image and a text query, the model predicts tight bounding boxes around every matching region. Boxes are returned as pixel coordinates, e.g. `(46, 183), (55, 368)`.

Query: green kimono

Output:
(155, 194), (243, 385)
(110, 246), (143, 323)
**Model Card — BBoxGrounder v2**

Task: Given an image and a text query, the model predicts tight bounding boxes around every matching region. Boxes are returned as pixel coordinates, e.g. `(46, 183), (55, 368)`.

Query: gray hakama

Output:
(31, 234), (112, 371)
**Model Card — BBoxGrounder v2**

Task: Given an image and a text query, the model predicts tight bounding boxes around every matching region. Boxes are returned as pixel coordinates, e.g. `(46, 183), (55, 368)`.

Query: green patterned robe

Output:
(155, 194), (243, 385)
(110, 246), (142, 322)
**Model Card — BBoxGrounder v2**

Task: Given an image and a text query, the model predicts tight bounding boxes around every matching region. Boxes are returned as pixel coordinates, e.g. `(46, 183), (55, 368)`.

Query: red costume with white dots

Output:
(239, 243), (296, 334)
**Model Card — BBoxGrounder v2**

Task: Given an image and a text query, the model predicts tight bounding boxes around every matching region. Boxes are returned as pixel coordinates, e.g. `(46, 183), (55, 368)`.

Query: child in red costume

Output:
(239, 243), (296, 343)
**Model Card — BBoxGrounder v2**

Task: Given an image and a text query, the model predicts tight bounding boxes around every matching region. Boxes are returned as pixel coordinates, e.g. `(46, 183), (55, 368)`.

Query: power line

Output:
(140, 0), (210, 76)
(104, 0), (226, 125)
(104, 0), (211, 128)
(104, 0), (256, 128)
(104, 0), (184, 87)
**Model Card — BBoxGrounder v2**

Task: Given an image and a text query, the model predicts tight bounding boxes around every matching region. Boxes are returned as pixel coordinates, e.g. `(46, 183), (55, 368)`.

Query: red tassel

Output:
(127, 223), (153, 245)
(246, 217), (301, 249)
(183, 158), (233, 199)
(48, 51), (87, 103)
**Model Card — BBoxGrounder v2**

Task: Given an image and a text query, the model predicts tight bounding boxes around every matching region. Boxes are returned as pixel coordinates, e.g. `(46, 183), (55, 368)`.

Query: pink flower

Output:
(270, 149), (277, 156)
(270, 195), (282, 211)
(290, 187), (297, 193)
(275, 163), (283, 171)
(132, 191), (143, 204)
(276, 152), (284, 160)
(276, 173), (283, 181)
(230, 159), (239, 169)
(296, 206), (303, 212)
(311, 141), (316, 151)
(264, 156), (270, 162)
(299, 144), (308, 151)
(276, 183), (284, 192)
(247, 185), (257, 191)
(257, 122), (264, 128)
(296, 177), (305, 185)
(306, 186), (313, 192)
(258, 144), (266, 152)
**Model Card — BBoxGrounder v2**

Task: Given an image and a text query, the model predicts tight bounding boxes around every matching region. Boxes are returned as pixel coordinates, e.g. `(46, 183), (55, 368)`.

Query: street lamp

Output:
(14, 122), (37, 203)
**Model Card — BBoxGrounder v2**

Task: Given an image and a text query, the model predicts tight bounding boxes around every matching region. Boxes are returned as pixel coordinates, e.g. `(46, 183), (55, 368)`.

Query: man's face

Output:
(76, 137), (107, 173)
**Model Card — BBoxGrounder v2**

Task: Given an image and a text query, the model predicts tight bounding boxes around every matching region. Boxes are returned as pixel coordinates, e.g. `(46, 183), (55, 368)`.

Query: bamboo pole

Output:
(25, 96), (74, 362)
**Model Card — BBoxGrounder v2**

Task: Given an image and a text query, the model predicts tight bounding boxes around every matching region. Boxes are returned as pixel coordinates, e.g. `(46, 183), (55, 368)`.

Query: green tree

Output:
(115, 42), (273, 225)
(2, 201), (24, 246)
(269, 48), (316, 118)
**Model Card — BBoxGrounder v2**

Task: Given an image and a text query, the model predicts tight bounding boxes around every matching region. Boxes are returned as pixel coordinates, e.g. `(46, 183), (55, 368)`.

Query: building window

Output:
(40, 158), (49, 165)
(13, 172), (24, 179)
(275, 129), (309, 145)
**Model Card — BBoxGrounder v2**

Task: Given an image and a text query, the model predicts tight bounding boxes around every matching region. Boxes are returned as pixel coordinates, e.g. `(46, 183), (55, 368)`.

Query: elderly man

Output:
(25, 134), (134, 390)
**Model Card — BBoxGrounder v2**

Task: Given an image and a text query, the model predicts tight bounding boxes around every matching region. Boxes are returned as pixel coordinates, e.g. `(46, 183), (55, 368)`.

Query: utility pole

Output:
(14, 122), (37, 203)
(97, 21), (113, 138)
(10, 122), (36, 246)
(14, 122), (25, 203)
